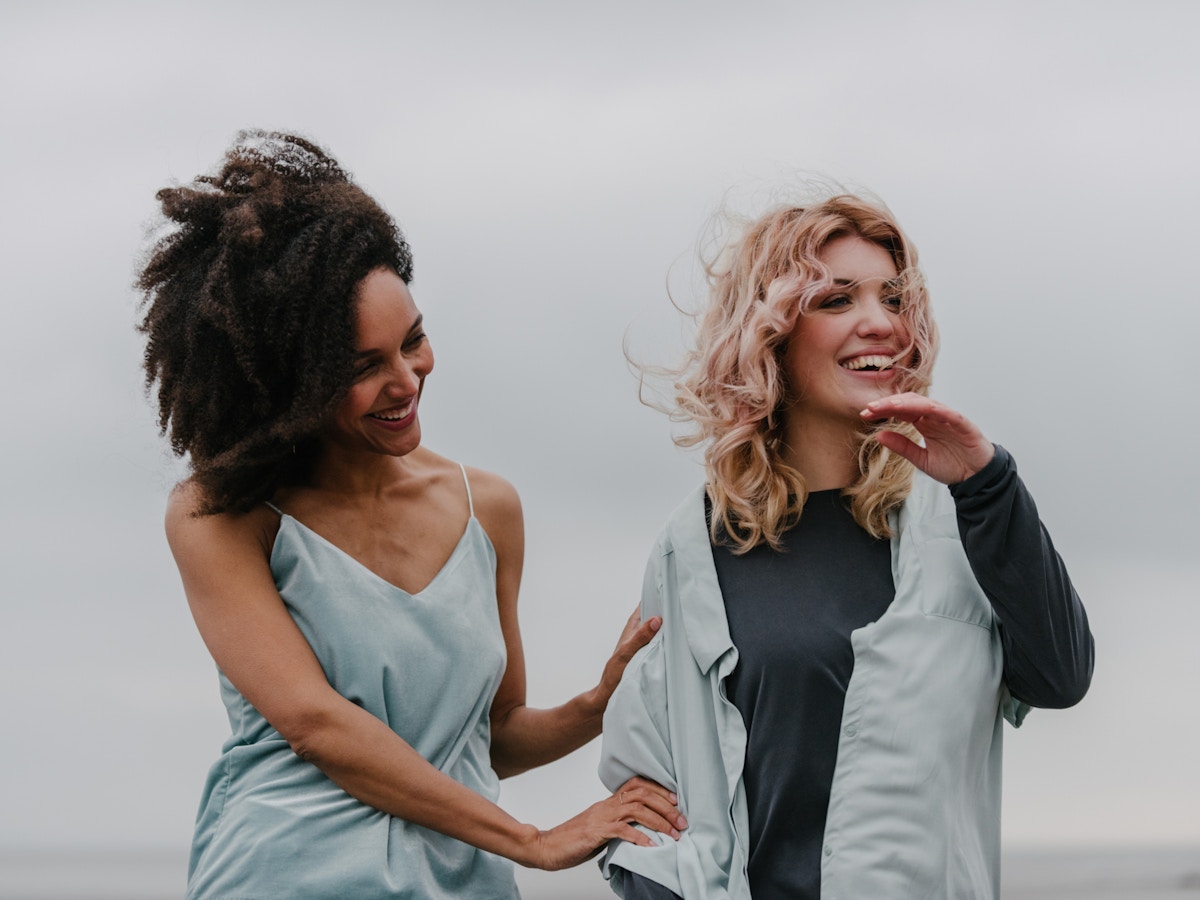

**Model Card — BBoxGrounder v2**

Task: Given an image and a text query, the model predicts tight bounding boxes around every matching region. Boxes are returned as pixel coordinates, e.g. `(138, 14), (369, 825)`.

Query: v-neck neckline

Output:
(274, 514), (480, 598)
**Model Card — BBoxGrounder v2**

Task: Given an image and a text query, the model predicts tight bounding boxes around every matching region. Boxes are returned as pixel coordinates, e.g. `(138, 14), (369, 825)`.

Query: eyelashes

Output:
(351, 333), (428, 380)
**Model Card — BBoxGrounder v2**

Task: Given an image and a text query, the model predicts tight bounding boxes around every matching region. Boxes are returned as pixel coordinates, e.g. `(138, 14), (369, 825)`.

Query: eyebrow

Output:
(830, 277), (902, 289)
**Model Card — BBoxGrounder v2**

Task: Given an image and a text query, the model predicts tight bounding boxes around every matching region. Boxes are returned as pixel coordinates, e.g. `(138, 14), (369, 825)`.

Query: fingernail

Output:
(669, 792), (678, 803)
(670, 828), (680, 839)
(649, 617), (662, 632)
(676, 815), (688, 828)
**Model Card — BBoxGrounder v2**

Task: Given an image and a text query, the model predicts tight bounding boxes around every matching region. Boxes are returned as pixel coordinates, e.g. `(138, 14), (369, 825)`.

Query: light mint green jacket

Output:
(599, 474), (1028, 899)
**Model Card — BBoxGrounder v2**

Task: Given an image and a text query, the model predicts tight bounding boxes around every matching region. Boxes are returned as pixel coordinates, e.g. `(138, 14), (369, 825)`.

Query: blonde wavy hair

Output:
(670, 195), (939, 552)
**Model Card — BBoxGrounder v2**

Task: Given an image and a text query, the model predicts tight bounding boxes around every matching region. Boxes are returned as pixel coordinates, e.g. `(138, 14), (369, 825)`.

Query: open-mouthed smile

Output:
(840, 354), (896, 372)
(367, 399), (415, 422)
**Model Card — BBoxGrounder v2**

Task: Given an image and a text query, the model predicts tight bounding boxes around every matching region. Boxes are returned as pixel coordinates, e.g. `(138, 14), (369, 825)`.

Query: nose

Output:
(383, 357), (422, 396)
(384, 345), (433, 396)
(855, 298), (897, 338)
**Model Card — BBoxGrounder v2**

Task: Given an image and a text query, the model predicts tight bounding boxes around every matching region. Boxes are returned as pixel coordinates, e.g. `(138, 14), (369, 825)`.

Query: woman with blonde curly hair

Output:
(598, 195), (1094, 899)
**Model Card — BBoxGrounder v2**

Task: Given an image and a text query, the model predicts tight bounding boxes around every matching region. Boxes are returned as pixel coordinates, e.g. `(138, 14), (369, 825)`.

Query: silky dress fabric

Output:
(186, 470), (519, 899)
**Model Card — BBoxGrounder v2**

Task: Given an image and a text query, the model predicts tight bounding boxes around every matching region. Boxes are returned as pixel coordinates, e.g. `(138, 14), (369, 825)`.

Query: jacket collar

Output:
(664, 485), (738, 676)
(664, 475), (947, 677)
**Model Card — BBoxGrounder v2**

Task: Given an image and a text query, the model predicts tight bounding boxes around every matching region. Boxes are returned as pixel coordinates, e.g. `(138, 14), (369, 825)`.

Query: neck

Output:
(307, 440), (418, 498)
(780, 412), (863, 492)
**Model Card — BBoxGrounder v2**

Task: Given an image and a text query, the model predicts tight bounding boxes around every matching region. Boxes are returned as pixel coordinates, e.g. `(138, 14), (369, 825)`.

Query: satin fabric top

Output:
(186, 500), (518, 899)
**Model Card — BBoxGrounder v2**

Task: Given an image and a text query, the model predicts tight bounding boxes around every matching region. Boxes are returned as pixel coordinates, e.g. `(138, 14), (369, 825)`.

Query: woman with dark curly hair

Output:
(597, 196), (1094, 899)
(138, 131), (685, 899)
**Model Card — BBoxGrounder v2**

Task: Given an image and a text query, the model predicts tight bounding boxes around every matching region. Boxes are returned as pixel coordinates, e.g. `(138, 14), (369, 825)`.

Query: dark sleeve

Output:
(616, 869), (684, 900)
(949, 444), (1094, 708)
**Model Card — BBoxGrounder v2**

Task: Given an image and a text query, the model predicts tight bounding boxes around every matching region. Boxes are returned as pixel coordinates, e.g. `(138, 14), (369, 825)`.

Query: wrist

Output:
(507, 822), (544, 869)
(577, 684), (608, 723)
(951, 443), (1007, 493)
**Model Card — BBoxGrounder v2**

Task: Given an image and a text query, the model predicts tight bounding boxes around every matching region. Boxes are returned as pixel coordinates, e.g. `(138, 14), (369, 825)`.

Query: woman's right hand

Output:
(526, 777), (687, 871)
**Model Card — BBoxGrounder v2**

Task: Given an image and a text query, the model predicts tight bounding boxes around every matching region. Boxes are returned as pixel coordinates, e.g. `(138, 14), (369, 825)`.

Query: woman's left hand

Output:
(861, 392), (995, 485)
(591, 609), (662, 712)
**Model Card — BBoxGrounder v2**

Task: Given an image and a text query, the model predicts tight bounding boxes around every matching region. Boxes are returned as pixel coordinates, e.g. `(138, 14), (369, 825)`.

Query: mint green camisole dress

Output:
(186, 466), (520, 899)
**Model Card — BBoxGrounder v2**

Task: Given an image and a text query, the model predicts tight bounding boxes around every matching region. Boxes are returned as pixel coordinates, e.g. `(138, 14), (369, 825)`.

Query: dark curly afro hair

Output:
(137, 130), (414, 515)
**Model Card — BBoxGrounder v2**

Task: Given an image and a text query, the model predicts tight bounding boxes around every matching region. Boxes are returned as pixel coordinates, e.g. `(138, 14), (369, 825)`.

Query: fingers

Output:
(615, 608), (641, 644)
(618, 776), (677, 803)
(625, 616), (662, 653)
(863, 394), (995, 484)
(861, 392), (966, 429)
(533, 780), (688, 870)
(612, 615), (662, 665)
(618, 822), (660, 848)
(615, 777), (687, 839)
(595, 614), (664, 710)
(872, 429), (924, 465)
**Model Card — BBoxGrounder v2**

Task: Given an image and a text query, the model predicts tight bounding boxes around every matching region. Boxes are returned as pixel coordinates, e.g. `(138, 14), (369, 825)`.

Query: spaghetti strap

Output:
(264, 501), (283, 516)
(458, 463), (475, 518)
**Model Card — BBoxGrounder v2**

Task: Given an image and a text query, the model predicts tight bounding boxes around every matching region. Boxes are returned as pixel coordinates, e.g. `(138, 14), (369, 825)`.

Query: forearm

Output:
(297, 694), (684, 874)
(490, 688), (606, 778)
(291, 700), (541, 865)
(490, 609), (663, 778)
(951, 445), (1095, 707)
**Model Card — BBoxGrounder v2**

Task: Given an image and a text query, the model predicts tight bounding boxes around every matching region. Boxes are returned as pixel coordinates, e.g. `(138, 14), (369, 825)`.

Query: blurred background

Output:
(1, 1), (1197, 896)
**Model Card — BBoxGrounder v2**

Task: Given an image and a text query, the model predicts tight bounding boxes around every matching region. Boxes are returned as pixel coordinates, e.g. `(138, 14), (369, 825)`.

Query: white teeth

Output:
(842, 355), (894, 371)
(370, 401), (413, 420)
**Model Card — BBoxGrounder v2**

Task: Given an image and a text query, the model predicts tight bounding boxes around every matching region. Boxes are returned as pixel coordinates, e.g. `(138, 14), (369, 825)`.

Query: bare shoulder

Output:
(452, 463), (523, 569)
(164, 480), (278, 562)
(462, 465), (522, 525)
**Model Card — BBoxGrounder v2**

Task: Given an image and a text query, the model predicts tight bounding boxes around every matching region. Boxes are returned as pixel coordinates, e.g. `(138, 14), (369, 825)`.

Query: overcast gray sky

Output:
(1, 0), (1197, 866)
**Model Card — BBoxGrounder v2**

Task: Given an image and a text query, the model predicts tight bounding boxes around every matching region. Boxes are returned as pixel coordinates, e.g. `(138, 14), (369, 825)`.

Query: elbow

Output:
(487, 703), (533, 779)
(1012, 642), (1095, 710)
(1057, 633), (1097, 708)
(490, 758), (528, 780)
(277, 705), (343, 766)
(488, 735), (533, 780)
(1044, 670), (1092, 709)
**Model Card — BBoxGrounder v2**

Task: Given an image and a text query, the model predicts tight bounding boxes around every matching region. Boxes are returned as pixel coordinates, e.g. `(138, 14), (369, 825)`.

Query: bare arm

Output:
(471, 470), (663, 779)
(167, 482), (679, 870)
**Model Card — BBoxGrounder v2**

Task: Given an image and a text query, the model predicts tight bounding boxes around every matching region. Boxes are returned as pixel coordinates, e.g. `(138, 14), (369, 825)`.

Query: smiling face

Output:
(322, 267), (434, 458)
(782, 233), (909, 435)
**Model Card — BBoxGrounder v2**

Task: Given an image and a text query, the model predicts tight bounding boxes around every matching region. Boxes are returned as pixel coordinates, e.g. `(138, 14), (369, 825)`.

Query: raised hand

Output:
(529, 776), (686, 871)
(861, 392), (995, 485)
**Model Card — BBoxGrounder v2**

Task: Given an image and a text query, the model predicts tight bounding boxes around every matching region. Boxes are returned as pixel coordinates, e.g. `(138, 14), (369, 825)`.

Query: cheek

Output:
(339, 383), (376, 420)
(782, 346), (820, 397)
(787, 324), (838, 375)
(895, 318), (917, 361)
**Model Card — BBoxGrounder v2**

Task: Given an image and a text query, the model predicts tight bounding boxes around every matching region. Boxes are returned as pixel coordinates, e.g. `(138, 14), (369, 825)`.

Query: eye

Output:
(403, 331), (427, 353)
(818, 294), (851, 310)
(352, 358), (381, 380)
(883, 292), (903, 310)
